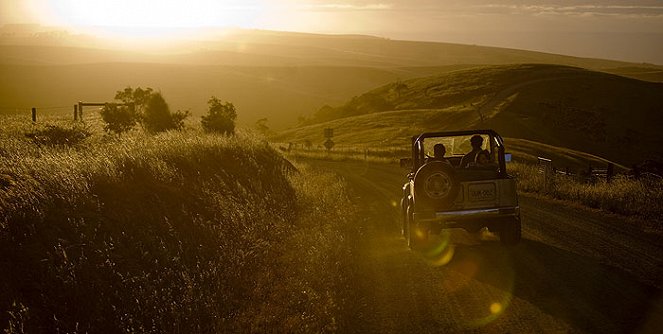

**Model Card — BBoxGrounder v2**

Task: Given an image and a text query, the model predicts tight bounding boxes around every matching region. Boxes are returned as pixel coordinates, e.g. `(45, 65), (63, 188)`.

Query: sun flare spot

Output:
(490, 302), (503, 314)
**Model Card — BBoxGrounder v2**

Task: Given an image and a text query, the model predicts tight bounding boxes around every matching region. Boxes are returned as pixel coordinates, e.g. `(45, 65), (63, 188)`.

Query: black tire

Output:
(406, 205), (429, 250)
(413, 161), (460, 211)
(400, 197), (408, 237)
(499, 218), (522, 246)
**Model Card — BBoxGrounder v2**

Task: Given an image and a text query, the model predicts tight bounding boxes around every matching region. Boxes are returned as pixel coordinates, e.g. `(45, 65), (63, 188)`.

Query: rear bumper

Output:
(414, 206), (519, 223)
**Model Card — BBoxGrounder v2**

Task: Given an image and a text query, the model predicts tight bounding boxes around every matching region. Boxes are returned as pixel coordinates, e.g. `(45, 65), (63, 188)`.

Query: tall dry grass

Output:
(510, 162), (663, 224)
(0, 122), (356, 333)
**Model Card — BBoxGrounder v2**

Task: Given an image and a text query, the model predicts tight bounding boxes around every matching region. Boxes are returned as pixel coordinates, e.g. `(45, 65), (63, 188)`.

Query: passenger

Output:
(476, 150), (490, 165)
(470, 149), (498, 169)
(460, 135), (484, 168)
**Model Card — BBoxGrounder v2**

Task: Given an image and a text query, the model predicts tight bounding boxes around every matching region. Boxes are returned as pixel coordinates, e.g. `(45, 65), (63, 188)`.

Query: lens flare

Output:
(420, 230), (517, 330)
(490, 302), (502, 314)
(463, 253), (516, 329)
(422, 230), (454, 267)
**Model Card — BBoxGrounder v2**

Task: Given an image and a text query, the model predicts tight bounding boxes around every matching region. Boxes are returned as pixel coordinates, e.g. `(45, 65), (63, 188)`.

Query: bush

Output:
(201, 96), (237, 134)
(24, 124), (91, 147)
(143, 92), (189, 133)
(100, 103), (138, 135)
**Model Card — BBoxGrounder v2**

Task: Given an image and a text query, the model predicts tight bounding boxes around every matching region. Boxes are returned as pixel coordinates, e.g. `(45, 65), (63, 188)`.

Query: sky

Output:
(1, 0), (663, 64)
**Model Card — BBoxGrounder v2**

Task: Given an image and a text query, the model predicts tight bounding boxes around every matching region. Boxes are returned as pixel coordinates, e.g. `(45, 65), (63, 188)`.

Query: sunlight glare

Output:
(34, 0), (269, 38)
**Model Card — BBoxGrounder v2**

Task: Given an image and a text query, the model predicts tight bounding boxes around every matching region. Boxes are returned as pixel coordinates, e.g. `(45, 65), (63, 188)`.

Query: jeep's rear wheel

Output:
(406, 206), (428, 250)
(499, 218), (522, 246)
(400, 197), (408, 237)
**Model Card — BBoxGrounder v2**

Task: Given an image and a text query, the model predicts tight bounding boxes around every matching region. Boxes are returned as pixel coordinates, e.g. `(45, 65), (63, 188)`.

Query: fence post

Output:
(607, 163), (614, 183)
(31, 107), (36, 122)
(78, 102), (83, 120)
(74, 105), (78, 121)
(544, 163), (552, 192)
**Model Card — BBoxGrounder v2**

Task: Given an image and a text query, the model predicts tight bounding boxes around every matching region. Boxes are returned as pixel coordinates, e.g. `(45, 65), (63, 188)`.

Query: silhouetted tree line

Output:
(101, 87), (236, 135)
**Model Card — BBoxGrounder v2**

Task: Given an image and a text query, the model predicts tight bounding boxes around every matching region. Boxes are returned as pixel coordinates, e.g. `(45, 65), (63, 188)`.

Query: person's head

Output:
(476, 150), (490, 164)
(470, 135), (483, 150)
(433, 143), (446, 158)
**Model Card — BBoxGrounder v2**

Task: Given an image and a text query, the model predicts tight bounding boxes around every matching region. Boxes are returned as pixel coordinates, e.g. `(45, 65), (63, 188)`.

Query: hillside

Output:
(2, 29), (661, 70)
(0, 127), (356, 332)
(2, 29), (662, 129)
(0, 63), (414, 129)
(277, 64), (663, 166)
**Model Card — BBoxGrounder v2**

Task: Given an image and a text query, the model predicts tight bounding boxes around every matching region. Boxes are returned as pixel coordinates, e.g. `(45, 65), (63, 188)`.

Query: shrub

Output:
(143, 92), (189, 133)
(201, 96), (237, 134)
(100, 103), (138, 135)
(24, 124), (91, 147)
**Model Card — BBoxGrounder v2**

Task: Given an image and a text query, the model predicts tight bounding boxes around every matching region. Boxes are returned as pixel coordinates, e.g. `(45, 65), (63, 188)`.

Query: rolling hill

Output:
(1, 28), (662, 129)
(275, 64), (663, 166)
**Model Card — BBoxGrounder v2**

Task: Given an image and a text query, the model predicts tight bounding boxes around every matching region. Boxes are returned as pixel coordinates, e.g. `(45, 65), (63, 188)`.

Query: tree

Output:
(255, 118), (271, 137)
(114, 86), (154, 118)
(201, 96), (237, 135)
(143, 92), (189, 133)
(108, 87), (188, 133)
(100, 103), (138, 135)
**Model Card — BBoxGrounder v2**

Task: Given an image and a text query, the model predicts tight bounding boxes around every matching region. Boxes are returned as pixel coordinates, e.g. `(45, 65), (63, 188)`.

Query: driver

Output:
(460, 135), (484, 168)
(430, 143), (452, 165)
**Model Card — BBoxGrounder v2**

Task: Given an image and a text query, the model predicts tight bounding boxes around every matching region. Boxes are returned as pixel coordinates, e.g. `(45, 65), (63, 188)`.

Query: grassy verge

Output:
(1, 128), (355, 333)
(510, 162), (663, 226)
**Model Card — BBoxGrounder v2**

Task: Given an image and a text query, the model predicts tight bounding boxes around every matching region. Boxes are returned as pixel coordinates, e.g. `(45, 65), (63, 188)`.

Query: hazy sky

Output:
(2, 0), (663, 64)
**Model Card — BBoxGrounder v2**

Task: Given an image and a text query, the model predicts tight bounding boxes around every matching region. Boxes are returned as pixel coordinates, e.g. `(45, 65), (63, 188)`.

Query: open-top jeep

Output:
(400, 130), (521, 249)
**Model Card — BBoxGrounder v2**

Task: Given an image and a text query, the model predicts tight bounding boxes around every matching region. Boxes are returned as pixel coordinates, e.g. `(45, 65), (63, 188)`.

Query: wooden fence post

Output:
(607, 163), (614, 183)
(31, 107), (36, 122)
(74, 105), (78, 120)
(78, 102), (83, 120)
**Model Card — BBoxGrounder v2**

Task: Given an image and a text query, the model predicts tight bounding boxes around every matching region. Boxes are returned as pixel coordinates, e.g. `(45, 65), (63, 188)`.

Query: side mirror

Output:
(504, 153), (512, 163)
(400, 158), (413, 169)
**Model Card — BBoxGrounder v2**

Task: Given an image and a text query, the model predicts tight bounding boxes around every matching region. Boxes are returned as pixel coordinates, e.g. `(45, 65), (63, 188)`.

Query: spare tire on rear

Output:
(413, 161), (460, 211)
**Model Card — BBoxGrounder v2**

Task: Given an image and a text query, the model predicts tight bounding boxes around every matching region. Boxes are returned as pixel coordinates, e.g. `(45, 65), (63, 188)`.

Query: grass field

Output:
(0, 114), (356, 332)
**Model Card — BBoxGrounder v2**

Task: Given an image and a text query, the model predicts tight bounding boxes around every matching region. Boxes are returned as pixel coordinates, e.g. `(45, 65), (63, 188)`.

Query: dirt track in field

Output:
(309, 159), (663, 333)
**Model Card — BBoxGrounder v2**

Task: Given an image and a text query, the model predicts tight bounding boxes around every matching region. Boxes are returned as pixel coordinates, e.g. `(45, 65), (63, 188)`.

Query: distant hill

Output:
(2, 29), (662, 129)
(277, 64), (663, 166)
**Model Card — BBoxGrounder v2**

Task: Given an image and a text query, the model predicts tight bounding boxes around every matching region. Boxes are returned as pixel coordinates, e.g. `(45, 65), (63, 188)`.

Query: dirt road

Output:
(309, 159), (663, 333)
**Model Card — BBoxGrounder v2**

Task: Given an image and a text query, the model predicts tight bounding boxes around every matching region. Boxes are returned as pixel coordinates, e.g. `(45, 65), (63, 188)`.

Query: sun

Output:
(31, 0), (270, 38)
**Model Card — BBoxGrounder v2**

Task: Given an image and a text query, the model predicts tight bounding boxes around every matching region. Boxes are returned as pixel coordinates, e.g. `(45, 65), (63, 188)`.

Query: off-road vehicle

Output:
(400, 130), (521, 249)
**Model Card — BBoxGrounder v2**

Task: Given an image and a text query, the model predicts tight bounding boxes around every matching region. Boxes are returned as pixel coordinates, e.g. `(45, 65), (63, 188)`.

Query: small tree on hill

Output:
(109, 86), (188, 133)
(143, 92), (189, 133)
(255, 118), (271, 137)
(114, 86), (154, 119)
(100, 103), (138, 135)
(201, 96), (237, 135)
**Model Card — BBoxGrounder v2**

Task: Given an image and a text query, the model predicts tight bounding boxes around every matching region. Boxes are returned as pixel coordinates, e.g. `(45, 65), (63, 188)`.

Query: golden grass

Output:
(510, 162), (663, 224)
(0, 115), (356, 332)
